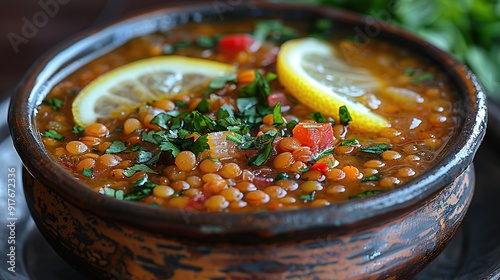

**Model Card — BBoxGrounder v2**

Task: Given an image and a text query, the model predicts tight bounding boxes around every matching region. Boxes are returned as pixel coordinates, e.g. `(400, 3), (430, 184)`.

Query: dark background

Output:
(0, 0), (185, 101)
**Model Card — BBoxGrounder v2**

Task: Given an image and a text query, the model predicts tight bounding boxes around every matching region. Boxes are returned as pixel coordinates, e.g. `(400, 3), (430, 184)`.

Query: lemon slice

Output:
(72, 56), (236, 127)
(277, 38), (389, 132)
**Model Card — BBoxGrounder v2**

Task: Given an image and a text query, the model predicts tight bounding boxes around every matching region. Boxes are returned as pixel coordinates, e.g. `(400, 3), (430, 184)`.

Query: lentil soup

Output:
(35, 19), (461, 213)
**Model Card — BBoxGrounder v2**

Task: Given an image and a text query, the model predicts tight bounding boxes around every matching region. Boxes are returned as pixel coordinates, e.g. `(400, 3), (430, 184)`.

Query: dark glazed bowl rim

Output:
(9, 1), (487, 236)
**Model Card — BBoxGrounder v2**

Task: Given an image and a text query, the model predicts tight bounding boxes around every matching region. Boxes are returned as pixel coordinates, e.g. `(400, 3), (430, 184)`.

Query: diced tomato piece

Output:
(292, 122), (335, 156)
(310, 163), (329, 174)
(267, 92), (291, 111)
(218, 34), (255, 56)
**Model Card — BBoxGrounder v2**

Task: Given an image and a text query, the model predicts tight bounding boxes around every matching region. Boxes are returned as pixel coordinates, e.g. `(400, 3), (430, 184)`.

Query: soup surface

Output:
(36, 19), (461, 212)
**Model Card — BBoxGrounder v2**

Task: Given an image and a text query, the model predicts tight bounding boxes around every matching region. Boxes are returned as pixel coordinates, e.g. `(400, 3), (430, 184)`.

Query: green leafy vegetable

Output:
(339, 105), (352, 125)
(136, 150), (154, 163)
(358, 143), (391, 155)
(361, 175), (380, 182)
(42, 98), (63, 111)
(123, 176), (158, 201)
(189, 134), (210, 157)
(238, 71), (272, 105)
(299, 191), (316, 201)
(41, 130), (66, 141)
(175, 100), (189, 108)
(265, 72), (277, 82)
(82, 168), (93, 178)
(204, 74), (237, 94)
(411, 72), (434, 83)
(310, 112), (327, 123)
(195, 98), (211, 114)
(105, 141), (127, 154)
(274, 172), (289, 181)
(103, 187), (124, 200)
(272, 102), (284, 126)
(72, 125), (85, 135)
(340, 139), (360, 146)
(349, 190), (384, 199)
(123, 164), (159, 177)
(196, 35), (216, 48)
(159, 140), (181, 157)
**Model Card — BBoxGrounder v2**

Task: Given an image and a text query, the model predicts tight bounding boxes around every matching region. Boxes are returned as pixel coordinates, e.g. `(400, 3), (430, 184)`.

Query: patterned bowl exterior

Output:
(23, 165), (474, 279)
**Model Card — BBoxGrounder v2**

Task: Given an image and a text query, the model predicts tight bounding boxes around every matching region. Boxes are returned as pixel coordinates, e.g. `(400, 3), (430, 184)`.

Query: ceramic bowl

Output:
(9, 2), (487, 279)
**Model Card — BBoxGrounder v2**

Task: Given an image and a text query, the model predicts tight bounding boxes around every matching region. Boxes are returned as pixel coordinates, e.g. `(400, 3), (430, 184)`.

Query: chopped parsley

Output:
(349, 190), (384, 199)
(105, 141), (127, 154)
(103, 187), (124, 200)
(272, 102), (284, 126)
(175, 100), (189, 108)
(340, 139), (360, 146)
(204, 74), (237, 95)
(361, 175), (380, 182)
(238, 71), (271, 105)
(189, 134), (210, 157)
(136, 150), (154, 163)
(122, 176), (158, 201)
(411, 72), (434, 83)
(358, 143), (391, 155)
(72, 125), (85, 135)
(339, 105), (352, 125)
(310, 112), (327, 123)
(82, 168), (93, 178)
(41, 130), (66, 141)
(42, 98), (63, 111)
(123, 164), (159, 177)
(274, 172), (289, 182)
(299, 191), (316, 201)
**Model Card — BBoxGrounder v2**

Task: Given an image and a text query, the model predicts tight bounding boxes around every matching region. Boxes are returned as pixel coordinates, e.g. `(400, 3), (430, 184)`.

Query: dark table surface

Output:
(1, 1), (500, 279)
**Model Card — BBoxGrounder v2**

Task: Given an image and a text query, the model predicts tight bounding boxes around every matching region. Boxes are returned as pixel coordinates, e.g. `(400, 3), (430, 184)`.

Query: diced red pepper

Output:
(310, 163), (329, 174)
(292, 122), (335, 156)
(218, 34), (255, 56)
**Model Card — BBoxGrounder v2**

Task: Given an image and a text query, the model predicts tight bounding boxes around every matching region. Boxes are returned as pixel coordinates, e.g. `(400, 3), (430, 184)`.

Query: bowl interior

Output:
(9, 1), (487, 236)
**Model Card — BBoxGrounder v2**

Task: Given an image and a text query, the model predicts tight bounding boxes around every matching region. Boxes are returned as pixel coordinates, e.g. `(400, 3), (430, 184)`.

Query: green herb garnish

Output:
(123, 176), (158, 201)
(103, 187), (124, 200)
(136, 150), (154, 163)
(272, 102), (284, 126)
(41, 130), (66, 141)
(310, 112), (327, 123)
(361, 175), (380, 182)
(72, 125), (85, 135)
(349, 190), (384, 199)
(340, 139), (360, 146)
(274, 172), (289, 182)
(42, 98), (63, 111)
(339, 105), (352, 125)
(105, 141), (127, 154)
(123, 164), (159, 177)
(358, 143), (391, 155)
(204, 74), (238, 95)
(299, 191), (316, 201)
(411, 72), (434, 83)
(82, 168), (93, 178)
